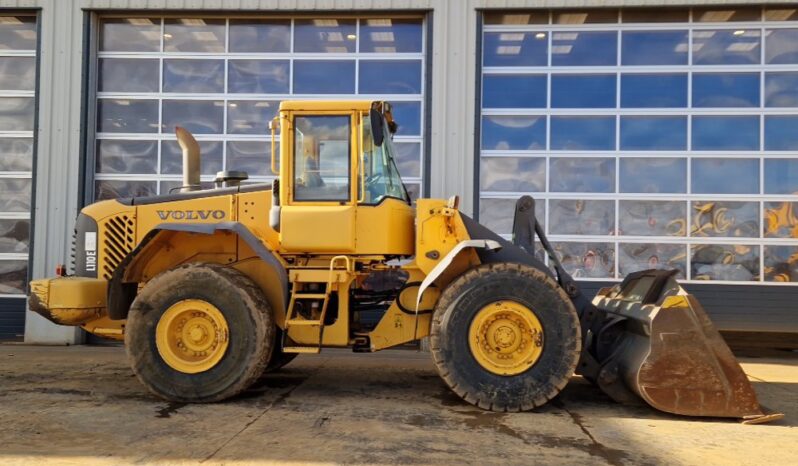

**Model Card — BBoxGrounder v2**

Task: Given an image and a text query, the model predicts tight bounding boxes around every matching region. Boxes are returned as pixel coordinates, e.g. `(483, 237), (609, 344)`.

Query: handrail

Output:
(270, 116), (279, 176)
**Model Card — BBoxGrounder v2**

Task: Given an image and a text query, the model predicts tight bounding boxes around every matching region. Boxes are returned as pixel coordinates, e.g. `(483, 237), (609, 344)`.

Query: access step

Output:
(292, 293), (328, 300)
(285, 319), (322, 327)
(282, 346), (321, 354)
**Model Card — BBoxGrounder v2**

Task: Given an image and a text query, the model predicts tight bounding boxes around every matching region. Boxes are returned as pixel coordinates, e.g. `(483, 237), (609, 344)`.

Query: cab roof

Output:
(278, 100), (375, 112)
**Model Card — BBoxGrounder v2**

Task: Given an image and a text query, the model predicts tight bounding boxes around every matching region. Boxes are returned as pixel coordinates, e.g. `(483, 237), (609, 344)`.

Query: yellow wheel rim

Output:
(155, 299), (229, 374)
(468, 300), (544, 376)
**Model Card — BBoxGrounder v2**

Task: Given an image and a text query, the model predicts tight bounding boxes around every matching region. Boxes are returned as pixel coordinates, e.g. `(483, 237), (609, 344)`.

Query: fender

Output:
(415, 239), (502, 312)
(106, 222), (287, 320)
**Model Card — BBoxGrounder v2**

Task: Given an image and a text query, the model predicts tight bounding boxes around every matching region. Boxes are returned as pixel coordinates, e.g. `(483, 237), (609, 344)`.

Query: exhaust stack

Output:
(175, 126), (201, 192)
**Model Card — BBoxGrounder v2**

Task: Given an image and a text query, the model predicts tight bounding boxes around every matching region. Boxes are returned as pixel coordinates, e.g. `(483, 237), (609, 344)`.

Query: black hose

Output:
(395, 281), (434, 315)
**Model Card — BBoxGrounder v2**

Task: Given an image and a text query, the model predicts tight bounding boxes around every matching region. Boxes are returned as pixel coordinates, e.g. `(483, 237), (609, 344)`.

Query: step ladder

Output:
(282, 256), (351, 354)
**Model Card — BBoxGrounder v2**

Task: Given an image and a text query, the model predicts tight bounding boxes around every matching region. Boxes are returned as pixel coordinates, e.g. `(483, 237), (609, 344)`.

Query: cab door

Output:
(279, 112), (358, 253)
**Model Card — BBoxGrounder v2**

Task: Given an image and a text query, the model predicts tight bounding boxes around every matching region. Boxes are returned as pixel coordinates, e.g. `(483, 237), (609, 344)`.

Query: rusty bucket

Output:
(587, 270), (783, 424)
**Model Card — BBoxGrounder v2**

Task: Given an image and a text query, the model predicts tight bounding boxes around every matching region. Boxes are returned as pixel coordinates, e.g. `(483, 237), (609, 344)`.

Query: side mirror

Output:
(369, 108), (385, 147)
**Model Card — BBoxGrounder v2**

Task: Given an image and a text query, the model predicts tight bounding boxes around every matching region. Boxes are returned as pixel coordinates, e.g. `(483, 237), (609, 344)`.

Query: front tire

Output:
(430, 263), (581, 412)
(125, 263), (274, 402)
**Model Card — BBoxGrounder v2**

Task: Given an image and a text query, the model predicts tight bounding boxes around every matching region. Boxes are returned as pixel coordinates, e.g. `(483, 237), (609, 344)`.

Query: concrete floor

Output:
(0, 345), (796, 466)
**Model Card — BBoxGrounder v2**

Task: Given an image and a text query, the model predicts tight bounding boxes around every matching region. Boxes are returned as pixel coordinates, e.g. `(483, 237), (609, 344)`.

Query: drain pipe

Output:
(175, 126), (201, 192)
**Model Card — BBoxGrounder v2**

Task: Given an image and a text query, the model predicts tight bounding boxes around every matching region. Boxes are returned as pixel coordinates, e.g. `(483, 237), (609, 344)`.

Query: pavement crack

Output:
(201, 382), (303, 463)
(554, 399), (630, 466)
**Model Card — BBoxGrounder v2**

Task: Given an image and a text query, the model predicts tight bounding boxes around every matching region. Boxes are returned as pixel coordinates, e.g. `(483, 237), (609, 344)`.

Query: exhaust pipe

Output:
(175, 126), (201, 192)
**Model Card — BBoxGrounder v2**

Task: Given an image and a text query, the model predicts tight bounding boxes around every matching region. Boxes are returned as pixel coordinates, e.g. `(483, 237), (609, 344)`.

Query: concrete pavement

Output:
(0, 345), (796, 465)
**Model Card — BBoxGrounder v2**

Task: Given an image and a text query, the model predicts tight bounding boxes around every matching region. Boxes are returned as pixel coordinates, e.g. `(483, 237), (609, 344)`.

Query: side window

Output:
(293, 115), (351, 201)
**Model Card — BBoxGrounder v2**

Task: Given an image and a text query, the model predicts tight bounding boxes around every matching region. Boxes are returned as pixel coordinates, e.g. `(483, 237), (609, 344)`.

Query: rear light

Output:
(55, 264), (67, 277)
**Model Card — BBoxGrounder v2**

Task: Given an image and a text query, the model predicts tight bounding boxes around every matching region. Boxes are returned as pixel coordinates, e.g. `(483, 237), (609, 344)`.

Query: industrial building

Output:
(1, 0), (796, 344)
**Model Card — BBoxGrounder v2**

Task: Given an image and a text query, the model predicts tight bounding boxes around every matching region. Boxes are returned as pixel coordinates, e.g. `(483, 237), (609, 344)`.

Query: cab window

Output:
(293, 115), (351, 202)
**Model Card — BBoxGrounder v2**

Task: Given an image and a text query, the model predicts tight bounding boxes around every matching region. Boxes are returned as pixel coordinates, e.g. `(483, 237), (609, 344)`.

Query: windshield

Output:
(361, 114), (410, 205)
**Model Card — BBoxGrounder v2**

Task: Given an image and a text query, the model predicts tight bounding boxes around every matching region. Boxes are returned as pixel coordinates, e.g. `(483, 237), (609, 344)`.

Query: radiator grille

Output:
(100, 214), (135, 280)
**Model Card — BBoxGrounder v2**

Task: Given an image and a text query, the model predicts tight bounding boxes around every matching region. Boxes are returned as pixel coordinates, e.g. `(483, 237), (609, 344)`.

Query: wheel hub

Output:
(469, 300), (544, 375)
(155, 299), (229, 374)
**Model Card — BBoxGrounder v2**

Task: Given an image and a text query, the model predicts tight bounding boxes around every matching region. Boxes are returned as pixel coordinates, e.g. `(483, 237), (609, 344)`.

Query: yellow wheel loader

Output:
(29, 101), (781, 423)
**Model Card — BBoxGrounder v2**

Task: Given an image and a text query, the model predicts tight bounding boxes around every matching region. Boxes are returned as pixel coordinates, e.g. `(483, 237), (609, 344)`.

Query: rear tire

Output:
(430, 263), (581, 411)
(125, 263), (274, 402)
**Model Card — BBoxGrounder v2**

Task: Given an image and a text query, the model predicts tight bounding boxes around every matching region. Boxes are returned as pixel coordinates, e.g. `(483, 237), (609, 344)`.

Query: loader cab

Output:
(274, 101), (416, 255)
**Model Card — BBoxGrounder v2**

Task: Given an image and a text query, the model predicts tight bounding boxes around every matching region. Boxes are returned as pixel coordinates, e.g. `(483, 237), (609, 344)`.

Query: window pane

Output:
(483, 32), (547, 67)
(691, 159), (759, 194)
(0, 260), (27, 295)
(766, 9), (798, 21)
(161, 140), (222, 176)
(480, 157), (545, 192)
(405, 183), (421, 202)
(293, 115), (351, 201)
(481, 115), (545, 150)
(619, 243), (686, 278)
(765, 72), (798, 107)
(764, 245), (798, 282)
(479, 197), (544, 235)
(226, 141), (273, 177)
(764, 159), (798, 194)
(162, 100), (224, 134)
(693, 30), (761, 65)
(99, 18), (160, 52)
(229, 19), (290, 53)
(692, 244), (759, 281)
(163, 18), (225, 53)
(294, 19), (356, 53)
(553, 242), (615, 278)
(0, 219), (29, 253)
(484, 11), (549, 25)
(550, 116), (615, 150)
(95, 180), (156, 201)
(0, 178), (30, 212)
(764, 202), (798, 238)
(228, 60), (290, 94)
(691, 201), (759, 237)
(97, 99), (158, 133)
(390, 101), (422, 136)
(766, 29), (798, 64)
(482, 74), (546, 108)
(293, 60), (355, 94)
(620, 116), (687, 150)
(163, 59), (224, 93)
(551, 74), (616, 108)
(622, 31), (688, 65)
(692, 73), (759, 107)
(553, 10), (618, 24)
(359, 60), (421, 94)
(0, 98), (33, 132)
(550, 199), (615, 235)
(95, 140), (157, 174)
(0, 138), (33, 172)
(550, 157), (614, 193)
(765, 116), (798, 150)
(622, 9), (689, 23)
(692, 116), (759, 150)
(98, 58), (159, 93)
(621, 74), (687, 108)
(227, 101), (279, 135)
(619, 200), (686, 236)
(0, 57), (35, 91)
(394, 142), (421, 178)
(360, 18), (423, 53)
(552, 31), (617, 66)
(694, 8), (761, 22)
(620, 157), (687, 193)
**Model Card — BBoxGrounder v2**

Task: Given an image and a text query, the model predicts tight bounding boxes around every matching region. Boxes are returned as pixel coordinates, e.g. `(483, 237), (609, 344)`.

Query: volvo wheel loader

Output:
(29, 100), (781, 423)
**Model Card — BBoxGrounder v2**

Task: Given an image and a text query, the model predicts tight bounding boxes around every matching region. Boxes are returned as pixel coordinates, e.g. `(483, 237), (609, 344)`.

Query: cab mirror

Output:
(369, 108), (385, 147)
